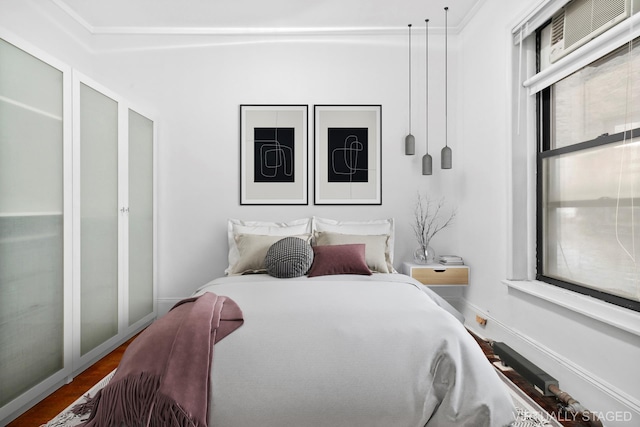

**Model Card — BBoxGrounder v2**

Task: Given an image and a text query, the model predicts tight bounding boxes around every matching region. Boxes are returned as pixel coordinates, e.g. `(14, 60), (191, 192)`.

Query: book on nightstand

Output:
(438, 255), (464, 265)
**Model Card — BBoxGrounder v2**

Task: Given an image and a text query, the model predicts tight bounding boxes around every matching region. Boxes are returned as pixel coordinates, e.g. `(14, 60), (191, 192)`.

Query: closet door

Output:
(127, 109), (154, 327)
(73, 77), (156, 369)
(0, 37), (70, 413)
(77, 81), (120, 358)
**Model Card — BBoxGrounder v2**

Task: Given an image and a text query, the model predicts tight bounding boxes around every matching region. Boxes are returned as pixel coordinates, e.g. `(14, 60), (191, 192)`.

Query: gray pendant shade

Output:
(405, 134), (415, 155)
(441, 146), (452, 169)
(441, 6), (452, 169)
(405, 24), (415, 155)
(422, 19), (432, 175)
(422, 153), (433, 175)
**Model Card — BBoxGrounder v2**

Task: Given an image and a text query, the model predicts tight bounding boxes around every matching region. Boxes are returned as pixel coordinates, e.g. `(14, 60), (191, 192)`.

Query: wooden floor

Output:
(7, 335), (137, 427)
(8, 331), (591, 427)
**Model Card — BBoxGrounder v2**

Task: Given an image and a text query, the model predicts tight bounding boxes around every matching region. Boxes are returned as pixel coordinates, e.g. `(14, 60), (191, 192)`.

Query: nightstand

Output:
(402, 262), (469, 286)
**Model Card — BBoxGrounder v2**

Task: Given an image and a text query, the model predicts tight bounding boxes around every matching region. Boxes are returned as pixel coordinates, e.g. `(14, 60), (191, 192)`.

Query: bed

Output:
(193, 273), (515, 427)
(201, 216), (516, 426)
(82, 216), (516, 426)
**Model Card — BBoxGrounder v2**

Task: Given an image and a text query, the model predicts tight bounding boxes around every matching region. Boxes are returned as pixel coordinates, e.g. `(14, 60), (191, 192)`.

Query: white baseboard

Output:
(460, 298), (640, 418)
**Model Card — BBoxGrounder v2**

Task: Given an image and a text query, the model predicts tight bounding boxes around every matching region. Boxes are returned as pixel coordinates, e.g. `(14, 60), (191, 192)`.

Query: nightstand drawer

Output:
(403, 262), (469, 286)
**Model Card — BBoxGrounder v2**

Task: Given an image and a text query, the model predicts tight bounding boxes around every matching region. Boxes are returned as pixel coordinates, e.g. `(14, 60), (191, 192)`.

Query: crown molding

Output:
(51, 0), (95, 33)
(51, 0), (475, 37)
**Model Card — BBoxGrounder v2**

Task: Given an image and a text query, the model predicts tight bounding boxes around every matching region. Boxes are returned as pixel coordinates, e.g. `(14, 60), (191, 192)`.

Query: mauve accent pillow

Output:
(307, 244), (372, 277)
(314, 231), (391, 273)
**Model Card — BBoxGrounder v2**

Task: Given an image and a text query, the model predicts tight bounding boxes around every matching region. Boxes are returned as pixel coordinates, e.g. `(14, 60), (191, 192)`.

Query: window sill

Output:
(503, 279), (640, 337)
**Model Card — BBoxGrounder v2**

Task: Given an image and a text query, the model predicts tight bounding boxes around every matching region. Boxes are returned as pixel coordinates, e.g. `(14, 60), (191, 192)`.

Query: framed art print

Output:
(314, 105), (382, 205)
(240, 105), (308, 205)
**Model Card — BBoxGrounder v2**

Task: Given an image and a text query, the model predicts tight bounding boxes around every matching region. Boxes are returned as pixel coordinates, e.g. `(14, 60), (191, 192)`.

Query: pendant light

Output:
(405, 24), (415, 155)
(441, 7), (452, 169)
(422, 19), (432, 175)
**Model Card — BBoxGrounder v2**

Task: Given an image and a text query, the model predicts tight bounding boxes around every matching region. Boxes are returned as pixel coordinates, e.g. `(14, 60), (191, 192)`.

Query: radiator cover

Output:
(493, 342), (559, 396)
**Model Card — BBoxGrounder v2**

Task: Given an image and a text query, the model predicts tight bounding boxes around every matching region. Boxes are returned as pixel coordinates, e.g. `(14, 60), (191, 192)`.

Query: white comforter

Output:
(194, 274), (516, 427)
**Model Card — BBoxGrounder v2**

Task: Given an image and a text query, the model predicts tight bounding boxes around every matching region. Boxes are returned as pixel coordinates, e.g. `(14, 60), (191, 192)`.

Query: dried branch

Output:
(412, 192), (456, 249)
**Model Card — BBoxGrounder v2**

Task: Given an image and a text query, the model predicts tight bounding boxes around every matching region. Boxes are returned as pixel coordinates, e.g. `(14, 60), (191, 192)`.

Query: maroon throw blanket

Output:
(77, 292), (243, 427)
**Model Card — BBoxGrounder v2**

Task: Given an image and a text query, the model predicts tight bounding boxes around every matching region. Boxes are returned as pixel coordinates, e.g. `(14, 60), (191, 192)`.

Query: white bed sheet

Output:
(194, 274), (516, 427)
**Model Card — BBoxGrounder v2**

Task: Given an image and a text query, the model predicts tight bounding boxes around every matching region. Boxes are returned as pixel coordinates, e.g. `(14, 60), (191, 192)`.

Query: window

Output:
(537, 37), (640, 311)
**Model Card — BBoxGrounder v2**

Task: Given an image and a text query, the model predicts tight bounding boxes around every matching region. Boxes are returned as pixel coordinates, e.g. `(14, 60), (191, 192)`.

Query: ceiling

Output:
(52, 0), (484, 35)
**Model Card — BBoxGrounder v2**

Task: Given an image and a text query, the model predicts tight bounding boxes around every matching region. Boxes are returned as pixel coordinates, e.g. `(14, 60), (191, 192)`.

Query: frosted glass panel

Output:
(0, 40), (62, 212)
(0, 39), (64, 406)
(80, 83), (119, 355)
(128, 109), (154, 325)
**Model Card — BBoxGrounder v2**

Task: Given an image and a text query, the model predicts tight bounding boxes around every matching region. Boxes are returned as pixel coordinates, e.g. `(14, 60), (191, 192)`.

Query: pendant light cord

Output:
(426, 19), (429, 154)
(444, 7), (448, 149)
(408, 24), (412, 134)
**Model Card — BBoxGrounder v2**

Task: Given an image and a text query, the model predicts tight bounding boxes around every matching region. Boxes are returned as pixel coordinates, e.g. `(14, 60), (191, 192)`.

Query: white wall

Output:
(456, 1), (640, 426)
(0, 1), (460, 303)
(91, 35), (464, 309)
(2, 0), (639, 425)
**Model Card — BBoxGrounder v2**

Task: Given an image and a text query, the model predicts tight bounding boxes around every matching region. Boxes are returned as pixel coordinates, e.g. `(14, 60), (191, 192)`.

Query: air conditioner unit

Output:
(549, 0), (631, 63)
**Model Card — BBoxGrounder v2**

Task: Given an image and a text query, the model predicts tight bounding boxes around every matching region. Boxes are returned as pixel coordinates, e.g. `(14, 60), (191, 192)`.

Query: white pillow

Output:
(314, 231), (391, 273)
(312, 216), (395, 268)
(226, 218), (312, 275)
(231, 234), (310, 275)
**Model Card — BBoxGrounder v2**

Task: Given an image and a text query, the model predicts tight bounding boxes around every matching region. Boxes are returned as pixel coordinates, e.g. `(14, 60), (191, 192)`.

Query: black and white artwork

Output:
(240, 105), (308, 205)
(314, 105), (381, 205)
(253, 127), (295, 183)
(327, 127), (368, 183)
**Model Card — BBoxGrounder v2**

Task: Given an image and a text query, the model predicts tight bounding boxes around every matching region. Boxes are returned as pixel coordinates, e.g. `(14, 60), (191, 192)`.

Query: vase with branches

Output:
(412, 193), (456, 264)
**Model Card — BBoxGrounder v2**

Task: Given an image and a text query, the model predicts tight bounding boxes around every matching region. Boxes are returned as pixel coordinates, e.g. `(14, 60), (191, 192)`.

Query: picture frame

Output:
(240, 104), (308, 205)
(314, 105), (382, 205)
